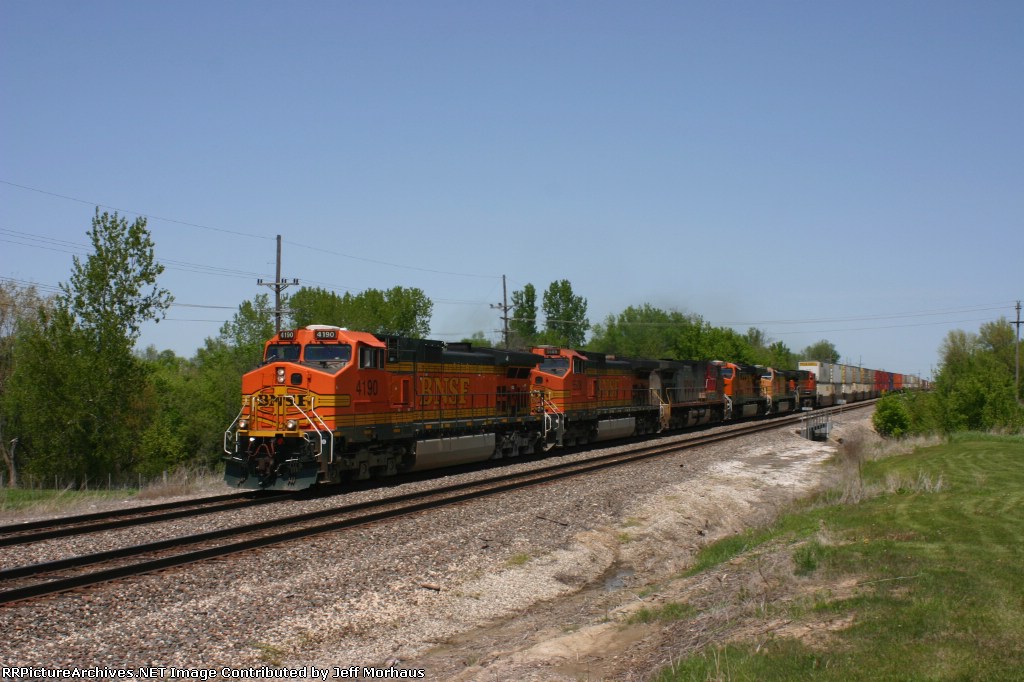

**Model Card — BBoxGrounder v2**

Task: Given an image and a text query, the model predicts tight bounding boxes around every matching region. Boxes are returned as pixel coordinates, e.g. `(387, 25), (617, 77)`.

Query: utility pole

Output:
(257, 235), (299, 332)
(1014, 300), (1022, 402)
(490, 274), (510, 348)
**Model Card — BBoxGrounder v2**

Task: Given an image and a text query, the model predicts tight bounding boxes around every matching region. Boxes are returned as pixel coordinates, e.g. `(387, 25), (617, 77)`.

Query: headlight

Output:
(238, 419), (249, 431)
(276, 368), (286, 384)
(285, 419), (298, 431)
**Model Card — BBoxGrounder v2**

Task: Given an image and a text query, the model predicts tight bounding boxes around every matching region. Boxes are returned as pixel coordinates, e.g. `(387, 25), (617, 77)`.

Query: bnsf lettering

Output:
(419, 377), (471, 406)
(255, 394), (309, 407)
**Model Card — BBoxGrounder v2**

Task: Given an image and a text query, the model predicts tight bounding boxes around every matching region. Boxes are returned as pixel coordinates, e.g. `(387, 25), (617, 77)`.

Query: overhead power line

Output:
(724, 303), (1013, 326)
(1, 229), (272, 281)
(2, 179), (499, 279)
(769, 316), (1005, 335)
(0, 180), (271, 239)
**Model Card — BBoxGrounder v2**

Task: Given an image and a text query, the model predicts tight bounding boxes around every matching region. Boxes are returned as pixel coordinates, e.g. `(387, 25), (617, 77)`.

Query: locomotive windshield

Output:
(720, 367), (734, 379)
(538, 357), (570, 376)
(304, 343), (352, 363)
(264, 344), (301, 362)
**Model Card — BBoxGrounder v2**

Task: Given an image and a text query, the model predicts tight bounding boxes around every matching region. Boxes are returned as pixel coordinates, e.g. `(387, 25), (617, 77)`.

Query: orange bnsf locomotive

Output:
(224, 325), (913, 490)
(224, 326), (541, 489)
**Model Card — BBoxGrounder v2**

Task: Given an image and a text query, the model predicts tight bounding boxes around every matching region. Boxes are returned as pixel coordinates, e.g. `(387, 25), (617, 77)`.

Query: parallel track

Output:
(0, 491), (293, 547)
(0, 404), (869, 606)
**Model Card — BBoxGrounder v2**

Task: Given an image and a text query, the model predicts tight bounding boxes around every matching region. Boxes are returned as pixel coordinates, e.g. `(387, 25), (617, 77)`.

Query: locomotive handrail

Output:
(648, 389), (670, 432)
(222, 398), (256, 455)
(284, 395), (334, 464)
(531, 389), (562, 414)
(532, 389), (565, 450)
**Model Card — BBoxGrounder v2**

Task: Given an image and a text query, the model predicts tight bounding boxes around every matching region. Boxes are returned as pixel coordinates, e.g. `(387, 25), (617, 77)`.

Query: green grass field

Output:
(658, 433), (1024, 681)
(0, 486), (133, 512)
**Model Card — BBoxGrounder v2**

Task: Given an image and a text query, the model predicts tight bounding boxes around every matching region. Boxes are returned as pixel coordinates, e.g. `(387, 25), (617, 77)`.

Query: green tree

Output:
(136, 347), (191, 476)
(350, 286), (432, 337)
(220, 293), (275, 366)
(930, 324), (1024, 434)
(288, 286), (432, 338)
(4, 211), (172, 483)
(977, 319), (1017, 380)
(697, 325), (757, 364)
(286, 286), (346, 328)
(509, 284), (539, 348)
(0, 281), (50, 486)
(541, 280), (589, 347)
(589, 304), (701, 359)
(765, 340), (796, 369)
(587, 304), (766, 363)
(739, 327), (796, 367)
(801, 339), (840, 363)
(5, 308), (88, 480)
(60, 210), (173, 350)
(744, 327), (769, 353)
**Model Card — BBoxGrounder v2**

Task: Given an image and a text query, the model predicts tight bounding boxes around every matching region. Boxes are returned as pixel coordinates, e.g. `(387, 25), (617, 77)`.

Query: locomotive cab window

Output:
(304, 343), (352, 364)
(264, 344), (301, 363)
(538, 357), (569, 376)
(721, 367), (734, 379)
(358, 346), (385, 369)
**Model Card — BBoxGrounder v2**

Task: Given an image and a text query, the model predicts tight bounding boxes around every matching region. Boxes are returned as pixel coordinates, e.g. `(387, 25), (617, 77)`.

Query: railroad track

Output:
(0, 490), (295, 547)
(0, 404), (872, 606)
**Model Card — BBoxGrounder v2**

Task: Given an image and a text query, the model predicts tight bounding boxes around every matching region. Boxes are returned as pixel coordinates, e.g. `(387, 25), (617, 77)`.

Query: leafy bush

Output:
(873, 393), (912, 438)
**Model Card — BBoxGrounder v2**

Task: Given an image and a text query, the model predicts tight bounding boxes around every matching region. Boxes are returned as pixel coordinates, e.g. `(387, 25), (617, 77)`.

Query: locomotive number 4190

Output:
(356, 379), (380, 396)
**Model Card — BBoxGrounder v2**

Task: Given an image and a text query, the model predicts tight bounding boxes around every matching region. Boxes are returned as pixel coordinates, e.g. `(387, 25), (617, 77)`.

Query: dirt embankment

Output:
(394, 415), (877, 681)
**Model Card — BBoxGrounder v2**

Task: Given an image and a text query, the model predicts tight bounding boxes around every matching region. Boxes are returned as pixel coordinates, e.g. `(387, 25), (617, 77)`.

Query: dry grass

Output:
(0, 468), (225, 520)
(133, 469), (224, 501)
(828, 432), (943, 505)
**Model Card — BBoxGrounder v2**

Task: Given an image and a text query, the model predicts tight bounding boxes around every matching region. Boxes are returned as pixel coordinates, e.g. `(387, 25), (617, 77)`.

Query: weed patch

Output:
(627, 601), (695, 625)
(507, 552), (531, 567)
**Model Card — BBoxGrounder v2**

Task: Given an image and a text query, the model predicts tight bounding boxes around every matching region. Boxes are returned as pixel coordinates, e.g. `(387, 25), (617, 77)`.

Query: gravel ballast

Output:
(0, 411), (872, 679)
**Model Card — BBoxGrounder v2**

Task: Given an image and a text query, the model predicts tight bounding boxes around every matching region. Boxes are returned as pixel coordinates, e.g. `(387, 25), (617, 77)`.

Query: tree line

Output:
(4, 210), (1014, 488)
(873, 319), (1023, 437)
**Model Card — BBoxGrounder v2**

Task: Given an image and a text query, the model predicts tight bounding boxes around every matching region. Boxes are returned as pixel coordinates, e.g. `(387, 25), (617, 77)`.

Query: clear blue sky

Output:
(2, 1), (1021, 379)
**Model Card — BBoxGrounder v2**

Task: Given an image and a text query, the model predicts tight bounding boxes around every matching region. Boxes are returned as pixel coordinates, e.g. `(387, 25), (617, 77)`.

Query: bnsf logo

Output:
(419, 377), (471, 406)
(254, 394), (310, 407)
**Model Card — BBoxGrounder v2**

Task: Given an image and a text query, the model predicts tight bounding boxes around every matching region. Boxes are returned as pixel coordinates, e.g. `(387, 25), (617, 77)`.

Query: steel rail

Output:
(0, 491), (253, 534)
(0, 405), (877, 606)
(0, 491), (293, 547)
(2, 403), (873, 605)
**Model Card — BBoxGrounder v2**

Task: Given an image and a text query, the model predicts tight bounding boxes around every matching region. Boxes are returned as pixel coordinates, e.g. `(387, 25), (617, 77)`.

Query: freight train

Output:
(223, 326), (920, 490)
